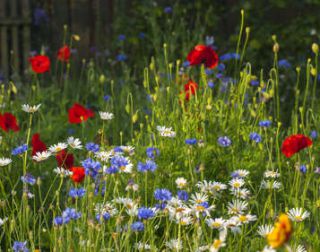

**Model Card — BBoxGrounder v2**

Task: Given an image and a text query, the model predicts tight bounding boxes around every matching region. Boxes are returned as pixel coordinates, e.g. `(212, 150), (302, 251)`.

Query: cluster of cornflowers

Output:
(54, 207), (81, 226)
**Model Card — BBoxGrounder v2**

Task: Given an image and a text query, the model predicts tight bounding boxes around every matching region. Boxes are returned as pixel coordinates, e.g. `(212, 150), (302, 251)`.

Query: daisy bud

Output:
(312, 43), (319, 54)
(99, 74), (106, 84)
(132, 113), (138, 123)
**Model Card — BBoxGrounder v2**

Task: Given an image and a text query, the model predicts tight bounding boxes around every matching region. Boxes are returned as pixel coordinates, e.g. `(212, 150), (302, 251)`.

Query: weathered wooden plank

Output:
(21, 0), (31, 74)
(0, 18), (31, 25)
(10, 0), (20, 72)
(0, 0), (9, 77)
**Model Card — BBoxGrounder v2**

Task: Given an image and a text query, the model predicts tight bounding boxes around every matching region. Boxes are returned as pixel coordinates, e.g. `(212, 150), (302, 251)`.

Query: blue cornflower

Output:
(300, 165), (307, 174)
(155, 202), (167, 210)
(177, 190), (189, 201)
(310, 130), (317, 139)
(105, 166), (119, 174)
(185, 138), (197, 145)
(82, 158), (101, 178)
(68, 188), (86, 199)
(138, 32), (146, 39)
(12, 241), (29, 252)
(12, 144), (28, 156)
(220, 52), (240, 61)
(250, 80), (260, 86)
(86, 142), (100, 153)
(33, 7), (48, 26)
(208, 81), (215, 89)
(62, 208), (81, 221)
(113, 146), (123, 153)
(21, 174), (36, 185)
(146, 147), (160, 159)
(205, 36), (214, 46)
(131, 221), (144, 231)
(53, 216), (64, 226)
(118, 34), (126, 41)
(116, 54), (127, 62)
(217, 136), (232, 147)
(216, 73), (224, 79)
(182, 61), (190, 67)
(110, 155), (130, 171)
(259, 120), (272, 127)
(104, 95), (111, 102)
(205, 69), (214, 75)
(96, 212), (111, 223)
(217, 63), (226, 72)
(154, 189), (172, 201)
(278, 59), (291, 69)
(249, 132), (262, 143)
(137, 207), (155, 220)
(164, 6), (172, 13)
(137, 160), (157, 173)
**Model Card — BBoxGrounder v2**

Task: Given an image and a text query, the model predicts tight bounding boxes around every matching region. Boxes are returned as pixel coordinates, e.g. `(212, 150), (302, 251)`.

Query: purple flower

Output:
(21, 174), (36, 185)
(185, 138), (197, 145)
(131, 221), (144, 231)
(146, 147), (160, 159)
(249, 132), (262, 143)
(86, 142), (100, 153)
(137, 207), (155, 220)
(259, 120), (272, 127)
(217, 136), (232, 147)
(154, 189), (172, 201)
(13, 241), (29, 252)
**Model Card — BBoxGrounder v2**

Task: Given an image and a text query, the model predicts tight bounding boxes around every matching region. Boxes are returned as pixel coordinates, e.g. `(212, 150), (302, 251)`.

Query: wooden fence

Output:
(0, 0), (31, 79)
(0, 0), (114, 80)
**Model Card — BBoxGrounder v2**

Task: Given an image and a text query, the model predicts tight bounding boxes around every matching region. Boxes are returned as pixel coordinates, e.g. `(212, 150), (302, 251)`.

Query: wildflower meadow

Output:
(1, 2), (320, 252)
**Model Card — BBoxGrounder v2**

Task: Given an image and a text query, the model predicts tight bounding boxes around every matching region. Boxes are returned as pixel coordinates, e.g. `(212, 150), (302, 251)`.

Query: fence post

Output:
(21, 0), (31, 75)
(11, 0), (20, 72)
(0, 0), (9, 77)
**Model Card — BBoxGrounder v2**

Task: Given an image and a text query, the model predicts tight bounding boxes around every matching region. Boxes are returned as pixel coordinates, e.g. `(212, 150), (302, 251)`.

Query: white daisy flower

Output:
(0, 158), (12, 167)
(165, 239), (183, 250)
(120, 145), (135, 155)
(95, 151), (113, 162)
(48, 142), (68, 153)
(225, 216), (241, 233)
(236, 214), (257, 224)
(257, 224), (273, 237)
(288, 208), (310, 222)
(94, 202), (118, 217)
(99, 111), (114, 120)
(261, 180), (281, 190)
(261, 246), (276, 252)
(292, 244), (307, 252)
(190, 192), (209, 205)
(264, 170), (280, 178)
(0, 217), (8, 226)
(156, 125), (176, 138)
(135, 242), (152, 251)
(178, 216), (193, 226)
(209, 229), (227, 252)
(67, 137), (82, 149)
(175, 177), (188, 189)
(206, 218), (226, 230)
(232, 169), (250, 178)
(53, 167), (73, 177)
(22, 104), (41, 113)
(32, 151), (52, 162)
(227, 200), (248, 215)
(229, 178), (245, 189)
(230, 188), (251, 199)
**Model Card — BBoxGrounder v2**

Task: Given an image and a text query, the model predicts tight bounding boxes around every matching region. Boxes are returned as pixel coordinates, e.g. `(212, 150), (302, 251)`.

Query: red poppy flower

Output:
(0, 113), (19, 132)
(70, 166), (85, 183)
(68, 103), (94, 124)
(56, 150), (74, 169)
(281, 134), (312, 158)
(31, 133), (47, 156)
(187, 44), (219, 69)
(29, 55), (51, 74)
(184, 80), (198, 101)
(57, 45), (71, 62)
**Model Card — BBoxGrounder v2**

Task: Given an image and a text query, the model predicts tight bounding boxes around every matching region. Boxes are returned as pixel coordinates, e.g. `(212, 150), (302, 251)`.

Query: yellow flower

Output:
(267, 214), (292, 248)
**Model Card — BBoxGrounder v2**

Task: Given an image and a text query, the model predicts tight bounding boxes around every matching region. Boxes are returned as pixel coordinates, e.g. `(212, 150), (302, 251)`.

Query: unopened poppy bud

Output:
(273, 43), (279, 53)
(312, 43), (319, 54)
(132, 113), (138, 123)
(72, 34), (81, 41)
(311, 67), (317, 76)
(245, 27), (250, 34)
(99, 74), (106, 84)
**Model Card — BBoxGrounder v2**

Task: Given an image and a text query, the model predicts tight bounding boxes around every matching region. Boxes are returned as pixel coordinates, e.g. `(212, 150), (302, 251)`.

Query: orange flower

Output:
(267, 214), (292, 248)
